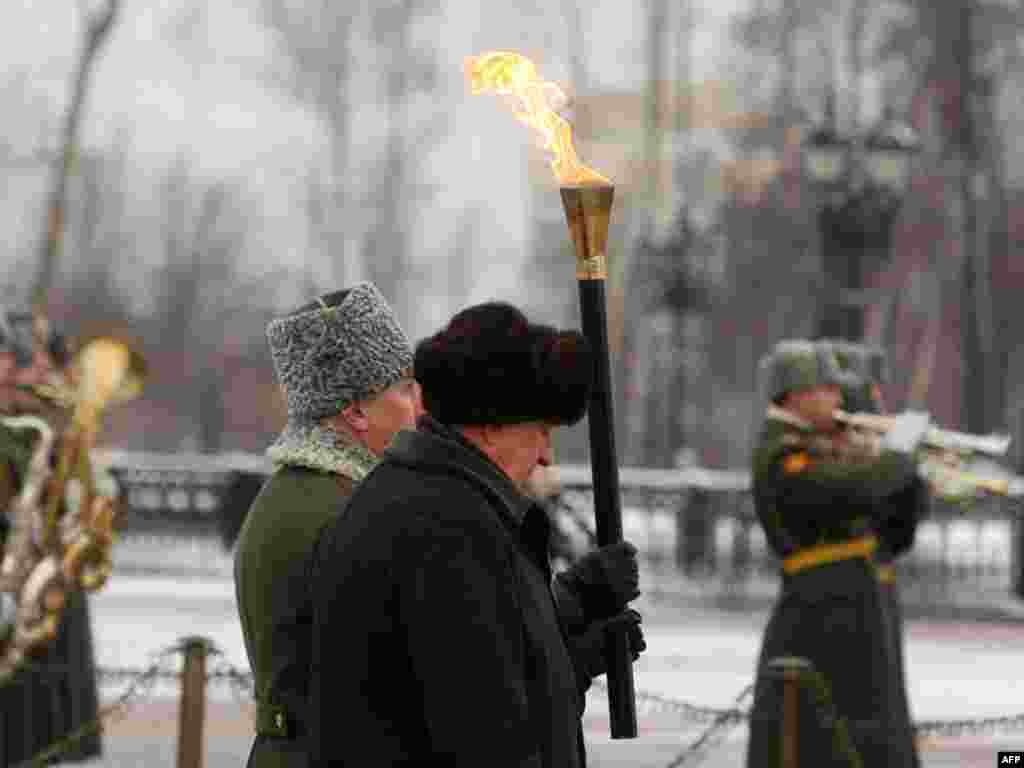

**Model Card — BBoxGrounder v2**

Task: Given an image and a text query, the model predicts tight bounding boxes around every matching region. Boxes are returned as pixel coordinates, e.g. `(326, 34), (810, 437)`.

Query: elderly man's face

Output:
(359, 376), (422, 455)
(489, 421), (554, 490)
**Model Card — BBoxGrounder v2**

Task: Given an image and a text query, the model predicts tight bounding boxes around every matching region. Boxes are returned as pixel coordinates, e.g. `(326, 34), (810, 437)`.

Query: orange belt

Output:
(782, 535), (879, 576)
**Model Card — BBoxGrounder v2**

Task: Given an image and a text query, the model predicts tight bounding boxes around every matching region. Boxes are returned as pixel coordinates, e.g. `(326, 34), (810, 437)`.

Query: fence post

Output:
(176, 635), (211, 768)
(765, 656), (812, 768)
(677, 487), (712, 576)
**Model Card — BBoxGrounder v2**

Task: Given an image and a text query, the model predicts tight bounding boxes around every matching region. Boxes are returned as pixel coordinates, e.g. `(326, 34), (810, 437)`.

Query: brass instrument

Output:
(833, 409), (1011, 457)
(0, 337), (145, 678)
(833, 409), (1020, 501)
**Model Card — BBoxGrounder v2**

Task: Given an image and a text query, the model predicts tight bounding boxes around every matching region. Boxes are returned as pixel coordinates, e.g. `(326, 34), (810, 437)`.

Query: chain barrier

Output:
(665, 683), (754, 768)
(9, 639), (256, 768)
(12, 640), (187, 768)
(915, 713), (1024, 739)
(595, 673), (1024, 768)
(12, 636), (1024, 768)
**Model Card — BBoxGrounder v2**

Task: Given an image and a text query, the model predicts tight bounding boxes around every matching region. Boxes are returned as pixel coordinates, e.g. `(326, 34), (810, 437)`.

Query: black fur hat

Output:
(414, 302), (594, 427)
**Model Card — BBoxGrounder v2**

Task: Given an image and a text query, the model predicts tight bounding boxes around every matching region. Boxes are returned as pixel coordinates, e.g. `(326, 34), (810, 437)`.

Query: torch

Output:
(466, 51), (638, 739)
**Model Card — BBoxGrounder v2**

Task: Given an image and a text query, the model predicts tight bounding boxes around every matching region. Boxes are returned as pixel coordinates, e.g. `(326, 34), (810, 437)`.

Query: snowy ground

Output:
(47, 573), (1024, 768)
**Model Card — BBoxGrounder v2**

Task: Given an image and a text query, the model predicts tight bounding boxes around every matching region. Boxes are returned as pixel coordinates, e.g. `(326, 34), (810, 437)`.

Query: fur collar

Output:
(266, 422), (378, 482)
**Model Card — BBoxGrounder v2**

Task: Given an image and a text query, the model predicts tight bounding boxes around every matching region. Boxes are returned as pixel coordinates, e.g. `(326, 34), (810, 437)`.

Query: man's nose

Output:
(538, 439), (553, 467)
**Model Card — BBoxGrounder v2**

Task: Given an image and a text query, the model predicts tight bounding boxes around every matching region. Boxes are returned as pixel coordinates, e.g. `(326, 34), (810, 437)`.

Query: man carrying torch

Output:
(465, 50), (641, 739)
(309, 302), (645, 767)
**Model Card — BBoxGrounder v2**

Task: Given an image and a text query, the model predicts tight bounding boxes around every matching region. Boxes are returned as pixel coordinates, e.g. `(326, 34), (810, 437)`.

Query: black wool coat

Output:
(308, 418), (585, 768)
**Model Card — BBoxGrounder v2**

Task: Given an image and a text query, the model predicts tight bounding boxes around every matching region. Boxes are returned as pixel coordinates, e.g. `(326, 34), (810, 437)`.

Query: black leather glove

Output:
(568, 609), (646, 691)
(554, 541), (640, 625)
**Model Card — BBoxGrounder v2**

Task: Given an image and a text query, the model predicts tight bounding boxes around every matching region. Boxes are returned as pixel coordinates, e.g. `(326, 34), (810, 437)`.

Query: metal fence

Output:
(98, 451), (1024, 616)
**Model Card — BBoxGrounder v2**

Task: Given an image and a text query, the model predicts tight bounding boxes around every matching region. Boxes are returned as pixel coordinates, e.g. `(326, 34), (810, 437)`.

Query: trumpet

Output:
(833, 409), (1011, 457)
(832, 409), (1023, 501)
(916, 451), (1022, 499)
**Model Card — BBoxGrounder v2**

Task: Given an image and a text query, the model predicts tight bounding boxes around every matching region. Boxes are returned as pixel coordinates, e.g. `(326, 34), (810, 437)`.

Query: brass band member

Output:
(746, 339), (927, 768)
(823, 338), (925, 768)
(0, 306), (102, 765)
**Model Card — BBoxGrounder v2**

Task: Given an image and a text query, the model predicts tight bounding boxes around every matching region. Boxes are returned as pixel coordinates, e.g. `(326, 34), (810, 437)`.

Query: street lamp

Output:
(803, 98), (850, 184)
(802, 96), (921, 341)
(862, 107), (921, 194)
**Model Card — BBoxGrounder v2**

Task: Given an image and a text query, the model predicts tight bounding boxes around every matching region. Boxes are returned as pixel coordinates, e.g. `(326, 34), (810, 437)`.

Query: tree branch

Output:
(32, 0), (121, 313)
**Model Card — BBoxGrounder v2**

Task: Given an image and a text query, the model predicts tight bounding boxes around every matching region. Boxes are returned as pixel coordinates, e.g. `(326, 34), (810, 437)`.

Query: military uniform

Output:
(826, 340), (924, 768)
(235, 425), (378, 768)
(746, 341), (922, 768)
(234, 284), (415, 768)
(0, 417), (102, 765)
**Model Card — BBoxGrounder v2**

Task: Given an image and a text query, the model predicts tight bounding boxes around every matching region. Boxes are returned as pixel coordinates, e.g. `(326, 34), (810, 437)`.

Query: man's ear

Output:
(342, 401), (369, 433)
(481, 423), (506, 448)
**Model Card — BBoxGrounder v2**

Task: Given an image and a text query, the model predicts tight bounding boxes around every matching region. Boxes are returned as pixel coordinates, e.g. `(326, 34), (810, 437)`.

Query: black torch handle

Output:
(577, 278), (638, 739)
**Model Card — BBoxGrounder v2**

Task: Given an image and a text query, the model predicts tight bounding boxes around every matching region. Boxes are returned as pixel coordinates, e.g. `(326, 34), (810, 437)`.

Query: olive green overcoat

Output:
(234, 423), (378, 768)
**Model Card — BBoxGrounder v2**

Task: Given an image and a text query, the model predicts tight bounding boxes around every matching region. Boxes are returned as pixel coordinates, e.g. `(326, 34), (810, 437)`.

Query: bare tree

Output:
(32, 0), (121, 312)
(61, 135), (135, 333)
(0, 71), (61, 170)
(901, 0), (1001, 430)
(151, 156), (248, 451)
(357, 1), (447, 312)
(259, 0), (355, 288)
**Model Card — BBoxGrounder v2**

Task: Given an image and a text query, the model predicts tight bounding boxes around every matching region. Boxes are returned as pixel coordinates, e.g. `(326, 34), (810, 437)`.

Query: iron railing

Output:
(97, 451), (1024, 614)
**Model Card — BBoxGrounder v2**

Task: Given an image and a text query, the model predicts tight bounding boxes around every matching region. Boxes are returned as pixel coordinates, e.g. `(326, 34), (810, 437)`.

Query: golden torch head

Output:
(465, 51), (615, 281)
(560, 184), (614, 281)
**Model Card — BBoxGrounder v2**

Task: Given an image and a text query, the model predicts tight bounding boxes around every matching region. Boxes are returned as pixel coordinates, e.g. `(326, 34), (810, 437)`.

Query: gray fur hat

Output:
(819, 338), (889, 385)
(862, 344), (889, 386)
(758, 339), (844, 403)
(266, 282), (413, 424)
(0, 307), (42, 368)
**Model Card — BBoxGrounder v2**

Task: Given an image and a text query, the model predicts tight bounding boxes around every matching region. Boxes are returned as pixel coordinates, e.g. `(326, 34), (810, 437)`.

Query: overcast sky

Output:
(1, 1), (740, 161)
(1, 0), (746, 330)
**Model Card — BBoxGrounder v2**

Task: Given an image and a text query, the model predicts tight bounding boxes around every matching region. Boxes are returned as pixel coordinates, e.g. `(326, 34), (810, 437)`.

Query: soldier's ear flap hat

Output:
(863, 344), (889, 386)
(266, 282), (414, 426)
(818, 338), (859, 373)
(818, 338), (889, 387)
(0, 307), (41, 368)
(414, 301), (594, 427)
(761, 339), (843, 402)
(815, 339), (868, 410)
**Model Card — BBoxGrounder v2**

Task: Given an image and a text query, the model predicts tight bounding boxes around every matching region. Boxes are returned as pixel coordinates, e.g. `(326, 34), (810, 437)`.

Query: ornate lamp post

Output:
(803, 95), (921, 341)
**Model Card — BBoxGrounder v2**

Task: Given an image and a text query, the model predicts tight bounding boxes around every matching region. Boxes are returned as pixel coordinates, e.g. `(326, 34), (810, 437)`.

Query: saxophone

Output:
(0, 337), (145, 680)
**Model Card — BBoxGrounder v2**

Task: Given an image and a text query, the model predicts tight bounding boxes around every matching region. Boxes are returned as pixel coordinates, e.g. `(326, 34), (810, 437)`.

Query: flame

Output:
(465, 51), (610, 187)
